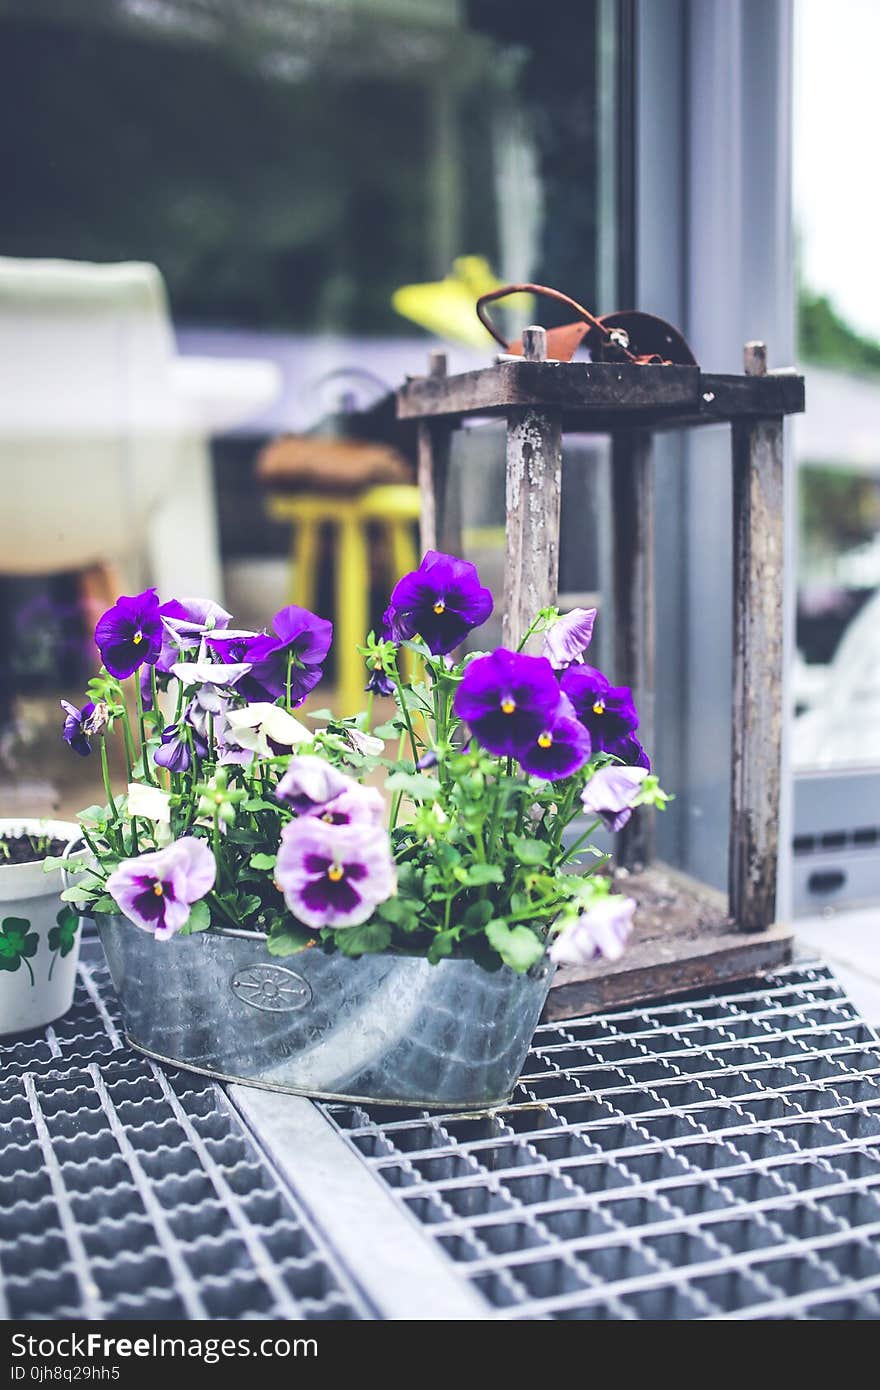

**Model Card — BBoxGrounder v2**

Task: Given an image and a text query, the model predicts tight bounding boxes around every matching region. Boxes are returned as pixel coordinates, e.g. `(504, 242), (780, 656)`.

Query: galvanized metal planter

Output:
(95, 914), (553, 1108)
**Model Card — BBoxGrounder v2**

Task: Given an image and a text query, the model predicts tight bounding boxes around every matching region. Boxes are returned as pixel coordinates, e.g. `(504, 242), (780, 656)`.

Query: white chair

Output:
(0, 256), (281, 601)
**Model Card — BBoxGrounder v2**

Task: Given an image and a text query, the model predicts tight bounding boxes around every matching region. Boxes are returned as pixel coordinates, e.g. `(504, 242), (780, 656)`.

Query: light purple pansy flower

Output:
(106, 838), (216, 941)
(542, 607), (597, 670)
(276, 756), (382, 826)
(580, 764), (649, 832)
(275, 756), (357, 813)
(156, 597), (232, 673)
(276, 820), (396, 929)
(171, 654), (252, 714)
(549, 896), (636, 966)
(313, 785), (385, 827)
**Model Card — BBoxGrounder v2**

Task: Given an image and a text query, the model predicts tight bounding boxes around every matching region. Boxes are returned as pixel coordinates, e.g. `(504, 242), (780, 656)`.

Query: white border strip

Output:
(230, 1086), (489, 1321)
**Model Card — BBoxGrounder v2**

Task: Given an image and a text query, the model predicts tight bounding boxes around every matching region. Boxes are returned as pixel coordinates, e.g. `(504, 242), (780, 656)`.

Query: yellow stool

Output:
(266, 484), (421, 716)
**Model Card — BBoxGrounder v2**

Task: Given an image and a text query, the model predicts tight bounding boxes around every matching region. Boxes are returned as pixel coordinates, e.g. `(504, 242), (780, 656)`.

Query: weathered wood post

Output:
(417, 351), (461, 556)
(501, 327), (563, 650)
(612, 429), (656, 867)
(729, 341), (785, 930)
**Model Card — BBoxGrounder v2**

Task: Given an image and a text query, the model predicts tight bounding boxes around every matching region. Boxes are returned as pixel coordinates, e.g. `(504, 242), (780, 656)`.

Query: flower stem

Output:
(559, 817), (601, 865)
(135, 679), (155, 785)
(22, 956), (34, 987)
(100, 736), (119, 822)
(392, 664), (420, 766)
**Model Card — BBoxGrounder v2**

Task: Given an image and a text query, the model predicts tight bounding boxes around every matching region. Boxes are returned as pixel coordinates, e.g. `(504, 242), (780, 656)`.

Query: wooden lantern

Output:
(397, 333), (805, 1019)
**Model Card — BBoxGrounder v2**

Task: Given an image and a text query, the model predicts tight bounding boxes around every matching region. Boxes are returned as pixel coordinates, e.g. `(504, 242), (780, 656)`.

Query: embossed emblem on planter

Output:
(230, 964), (312, 1012)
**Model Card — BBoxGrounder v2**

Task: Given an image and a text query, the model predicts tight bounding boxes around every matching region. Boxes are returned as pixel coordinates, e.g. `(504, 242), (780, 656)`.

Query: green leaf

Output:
(458, 863), (504, 887)
(384, 772), (442, 801)
(241, 797), (280, 813)
(462, 899), (494, 929)
(375, 897), (421, 933)
(235, 894), (262, 920)
(178, 900), (211, 936)
(427, 928), (458, 964)
(373, 720), (404, 739)
(485, 919), (545, 974)
(334, 919), (392, 957)
(249, 852), (277, 871)
(89, 895), (118, 915)
(48, 907), (80, 957)
(78, 804), (107, 825)
(42, 852), (89, 874)
(267, 925), (314, 956)
(511, 836), (550, 867)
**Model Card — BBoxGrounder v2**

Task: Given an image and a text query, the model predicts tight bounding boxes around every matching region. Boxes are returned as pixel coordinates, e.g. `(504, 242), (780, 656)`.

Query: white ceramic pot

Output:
(0, 818), (83, 1036)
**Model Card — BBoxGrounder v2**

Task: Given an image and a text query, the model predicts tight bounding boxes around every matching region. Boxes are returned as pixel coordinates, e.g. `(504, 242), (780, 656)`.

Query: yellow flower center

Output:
(592, 700), (605, 716)
(153, 883), (164, 897)
(132, 630), (143, 645)
(327, 864), (344, 882)
(500, 697), (516, 715)
(537, 732), (553, 749)
(433, 598), (446, 615)
(215, 792), (224, 804)
(372, 658), (383, 669)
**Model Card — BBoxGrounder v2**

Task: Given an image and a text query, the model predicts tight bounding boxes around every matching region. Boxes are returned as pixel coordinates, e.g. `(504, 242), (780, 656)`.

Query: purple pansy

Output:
(455, 648), (561, 758)
(384, 551), (493, 656)
(549, 896), (636, 966)
(542, 607), (597, 671)
(276, 820), (396, 929)
(366, 664), (395, 697)
(606, 732), (651, 771)
(560, 664), (639, 753)
(154, 719), (208, 774)
(276, 756), (355, 813)
(106, 838), (216, 941)
(517, 694), (592, 780)
(581, 764), (648, 832)
(95, 588), (163, 680)
(238, 605), (332, 704)
(60, 700), (96, 757)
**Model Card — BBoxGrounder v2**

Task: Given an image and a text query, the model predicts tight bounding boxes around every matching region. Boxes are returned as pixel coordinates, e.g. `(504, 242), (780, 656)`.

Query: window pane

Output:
(793, 0), (880, 771)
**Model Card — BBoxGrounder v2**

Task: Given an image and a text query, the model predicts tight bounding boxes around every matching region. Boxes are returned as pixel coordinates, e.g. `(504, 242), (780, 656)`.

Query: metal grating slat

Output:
(0, 944), (369, 1321)
(321, 961), (880, 1319)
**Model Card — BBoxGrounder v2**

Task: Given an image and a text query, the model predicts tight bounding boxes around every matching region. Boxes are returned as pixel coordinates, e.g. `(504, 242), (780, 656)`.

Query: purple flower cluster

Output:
(454, 649), (591, 780)
(560, 665), (648, 766)
(451, 593), (649, 778)
(91, 588), (332, 711)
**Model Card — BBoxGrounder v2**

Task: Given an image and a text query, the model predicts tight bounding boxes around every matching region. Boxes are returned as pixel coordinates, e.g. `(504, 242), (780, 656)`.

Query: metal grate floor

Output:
(4, 946), (880, 1319)
(321, 962), (880, 1319)
(0, 943), (369, 1320)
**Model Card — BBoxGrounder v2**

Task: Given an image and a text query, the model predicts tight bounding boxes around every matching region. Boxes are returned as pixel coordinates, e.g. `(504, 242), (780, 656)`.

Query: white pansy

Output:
(171, 659), (252, 688)
(127, 783), (172, 842)
(225, 703), (314, 758)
